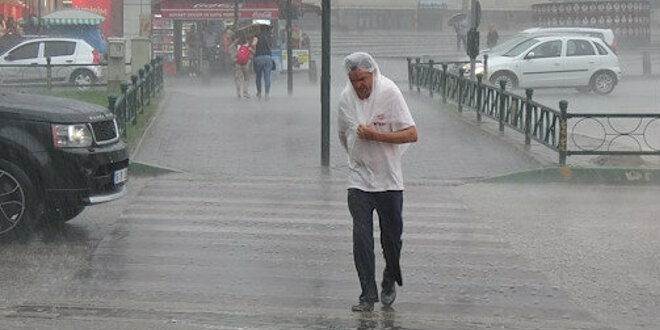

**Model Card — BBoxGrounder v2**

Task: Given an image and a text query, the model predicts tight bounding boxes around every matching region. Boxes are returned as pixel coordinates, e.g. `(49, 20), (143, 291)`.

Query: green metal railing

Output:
(407, 57), (660, 166)
(108, 57), (164, 137)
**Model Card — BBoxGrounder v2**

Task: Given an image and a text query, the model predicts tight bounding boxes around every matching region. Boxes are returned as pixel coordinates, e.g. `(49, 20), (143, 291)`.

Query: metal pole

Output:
(287, 0), (293, 95)
(233, 0), (239, 30)
(321, 0), (330, 168)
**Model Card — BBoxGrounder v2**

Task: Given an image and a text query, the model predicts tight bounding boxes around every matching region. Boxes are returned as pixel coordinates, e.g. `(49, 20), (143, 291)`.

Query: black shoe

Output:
(351, 301), (374, 312)
(381, 278), (396, 307)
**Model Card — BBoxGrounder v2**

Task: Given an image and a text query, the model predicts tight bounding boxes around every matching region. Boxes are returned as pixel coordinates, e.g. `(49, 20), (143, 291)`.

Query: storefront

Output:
(153, 0), (274, 75)
(152, 0), (309, 76)
(0, 0), (24, 27)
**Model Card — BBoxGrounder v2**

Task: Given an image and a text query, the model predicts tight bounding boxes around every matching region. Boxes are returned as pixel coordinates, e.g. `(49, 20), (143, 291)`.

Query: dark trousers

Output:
(348, 188), (403, 303)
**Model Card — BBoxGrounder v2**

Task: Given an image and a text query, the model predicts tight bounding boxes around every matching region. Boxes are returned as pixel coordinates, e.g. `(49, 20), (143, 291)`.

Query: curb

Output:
(484, 167), (660, 185)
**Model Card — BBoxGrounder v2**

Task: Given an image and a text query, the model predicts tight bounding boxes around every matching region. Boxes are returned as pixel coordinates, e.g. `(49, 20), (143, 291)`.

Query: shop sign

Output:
(72, 0), (111, 38)
(161, 1), (279, 19)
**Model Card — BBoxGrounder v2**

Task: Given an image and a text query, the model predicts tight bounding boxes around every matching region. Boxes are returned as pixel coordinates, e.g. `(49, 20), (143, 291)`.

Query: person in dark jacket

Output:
(250, 24), (273, 101)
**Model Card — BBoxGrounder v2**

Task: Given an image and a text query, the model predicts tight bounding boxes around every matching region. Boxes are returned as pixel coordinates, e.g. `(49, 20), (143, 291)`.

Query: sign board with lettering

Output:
(161, 1), (279, 20)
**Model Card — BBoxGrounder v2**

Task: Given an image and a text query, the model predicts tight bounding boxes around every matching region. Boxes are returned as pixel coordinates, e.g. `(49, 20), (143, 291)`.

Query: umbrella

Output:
(448, 13), (467, 27)
(233, 22), (270, 43)
(41, 9), (105, 26)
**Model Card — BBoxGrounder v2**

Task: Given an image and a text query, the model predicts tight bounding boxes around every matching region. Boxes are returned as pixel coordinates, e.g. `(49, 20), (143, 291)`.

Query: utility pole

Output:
(321, 0), (330, 167)
(286, 0), (293, 95)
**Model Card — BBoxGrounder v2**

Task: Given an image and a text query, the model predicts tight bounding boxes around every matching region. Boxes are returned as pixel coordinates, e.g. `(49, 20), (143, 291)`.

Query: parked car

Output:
(520, 27), (616, 53)
(474, 35), (622, 95)
(0, 37), (104, 87)
(0, 91), (128, 240)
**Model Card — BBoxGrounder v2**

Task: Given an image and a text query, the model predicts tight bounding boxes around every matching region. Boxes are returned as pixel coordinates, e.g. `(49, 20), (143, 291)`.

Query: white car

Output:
(520, 27), (616, 53)
(480, 35), (622, 95)
(0, 37), (104, 87)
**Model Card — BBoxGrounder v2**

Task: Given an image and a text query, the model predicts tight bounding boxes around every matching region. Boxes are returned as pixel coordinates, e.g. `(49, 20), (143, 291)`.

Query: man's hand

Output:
(357, 124), (379, 141)
(357, 124), (418, 144)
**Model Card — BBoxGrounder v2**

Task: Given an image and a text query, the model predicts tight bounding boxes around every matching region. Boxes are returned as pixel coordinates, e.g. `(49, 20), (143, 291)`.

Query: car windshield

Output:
(502, 38), (540, 57)
(487, 34), (530, 54)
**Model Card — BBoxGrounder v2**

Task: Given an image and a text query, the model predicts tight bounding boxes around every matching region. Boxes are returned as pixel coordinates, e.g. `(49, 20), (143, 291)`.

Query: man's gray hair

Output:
(344, 52), (377, 73)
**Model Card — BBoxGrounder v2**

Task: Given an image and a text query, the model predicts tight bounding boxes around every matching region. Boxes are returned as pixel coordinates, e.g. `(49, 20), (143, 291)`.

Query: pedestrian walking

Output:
(487, 25), (499, 48)
(337, 52), (418, 312)
(233, 36), (252, 99)
(187, 25), (202, 77)
(251, 24), (273, 101)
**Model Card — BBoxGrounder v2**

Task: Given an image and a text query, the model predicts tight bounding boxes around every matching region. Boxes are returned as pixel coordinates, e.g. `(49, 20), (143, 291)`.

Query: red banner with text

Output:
(72, 0), (111, 38)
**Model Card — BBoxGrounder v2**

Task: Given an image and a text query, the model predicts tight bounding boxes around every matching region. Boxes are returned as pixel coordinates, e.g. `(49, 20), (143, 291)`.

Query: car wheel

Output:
(70, 69), (97, 89)
(591, 71), (617, 95)
(490, 72), (517, 90)
(44, 205), (85, 225)
(0, 159), (43, 240)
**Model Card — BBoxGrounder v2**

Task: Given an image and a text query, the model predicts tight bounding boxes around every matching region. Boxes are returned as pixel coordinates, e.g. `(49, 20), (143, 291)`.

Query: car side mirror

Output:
(525, 52), (536, 59)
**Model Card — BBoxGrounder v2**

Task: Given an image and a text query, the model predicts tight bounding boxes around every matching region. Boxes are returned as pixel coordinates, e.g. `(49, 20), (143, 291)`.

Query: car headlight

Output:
(52, 124), (93, 148)
(474, 64), (485, 76)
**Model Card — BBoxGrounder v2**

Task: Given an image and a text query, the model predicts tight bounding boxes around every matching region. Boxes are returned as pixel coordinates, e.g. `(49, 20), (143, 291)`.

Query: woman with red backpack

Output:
(233, 36), (252, 99)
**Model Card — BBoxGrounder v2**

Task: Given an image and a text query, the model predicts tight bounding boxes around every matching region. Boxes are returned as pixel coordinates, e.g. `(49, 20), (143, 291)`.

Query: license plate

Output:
(113, 168), (128, 184)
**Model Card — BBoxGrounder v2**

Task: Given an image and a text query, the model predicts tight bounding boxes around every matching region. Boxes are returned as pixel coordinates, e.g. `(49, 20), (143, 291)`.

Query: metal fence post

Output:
(428, 60), (434, 98)
(441, 63), (448, 104)
(46, 57), (52, 91)
(458, 68), (465, 113)
(559, 100), (568, 166)
(476, 74), (483, 122)
(483, 54), (488, 80)
(108, 95), (122, 137)
(525, 88), (533, 145)
(120, 82), (130, 132)
(499, 80), (506, 132)
(139, 68), (148, 109)
(415, 57), (421, 93)
(407, 57), (413, 91)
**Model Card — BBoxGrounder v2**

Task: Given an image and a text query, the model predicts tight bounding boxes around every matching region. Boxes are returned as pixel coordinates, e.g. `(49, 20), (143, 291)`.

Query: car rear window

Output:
(45, 41), (76, 57)
(567, 39), (596, 56)
(594, 42), (610, 55)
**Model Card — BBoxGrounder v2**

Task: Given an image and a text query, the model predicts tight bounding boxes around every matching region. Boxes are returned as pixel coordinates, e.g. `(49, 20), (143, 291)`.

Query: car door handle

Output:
(66, 60), (73, 63)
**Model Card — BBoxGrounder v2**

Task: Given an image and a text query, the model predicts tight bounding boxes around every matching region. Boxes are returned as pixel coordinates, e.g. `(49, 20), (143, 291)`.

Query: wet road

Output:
(2, 45), (659, 329)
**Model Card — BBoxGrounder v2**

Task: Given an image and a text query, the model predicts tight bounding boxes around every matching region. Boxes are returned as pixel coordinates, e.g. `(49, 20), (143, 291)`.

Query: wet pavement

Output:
(2, 55), (659, 330)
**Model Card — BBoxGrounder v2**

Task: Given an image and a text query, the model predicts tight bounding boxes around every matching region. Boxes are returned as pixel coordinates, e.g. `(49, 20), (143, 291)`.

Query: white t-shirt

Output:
(338, 73), (415, 192)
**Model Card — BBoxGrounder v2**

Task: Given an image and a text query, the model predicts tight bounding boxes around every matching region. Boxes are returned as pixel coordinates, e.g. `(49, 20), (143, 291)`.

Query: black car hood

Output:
(0, 91), (113, 123)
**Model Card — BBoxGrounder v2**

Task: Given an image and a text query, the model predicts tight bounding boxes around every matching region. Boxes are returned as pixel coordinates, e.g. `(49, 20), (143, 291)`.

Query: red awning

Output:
(161, 0), (279, 20)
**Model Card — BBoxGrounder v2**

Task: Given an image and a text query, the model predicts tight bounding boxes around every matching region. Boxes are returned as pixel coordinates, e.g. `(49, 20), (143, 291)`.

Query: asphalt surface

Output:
(2, 55), (659, 330)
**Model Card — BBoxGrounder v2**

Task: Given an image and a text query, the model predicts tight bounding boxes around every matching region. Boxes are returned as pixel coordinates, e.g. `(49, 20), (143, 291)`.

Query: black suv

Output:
(0, 90), (128, 239)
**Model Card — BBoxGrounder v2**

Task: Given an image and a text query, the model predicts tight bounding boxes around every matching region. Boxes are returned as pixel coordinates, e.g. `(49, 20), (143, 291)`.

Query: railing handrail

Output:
(407, 57), (660, 166)
(109, 57), (164, 138)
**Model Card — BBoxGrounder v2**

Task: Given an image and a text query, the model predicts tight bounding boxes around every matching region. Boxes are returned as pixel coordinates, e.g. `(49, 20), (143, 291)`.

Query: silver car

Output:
(0, 37), (104, 87)
(481, 35), (622, 95)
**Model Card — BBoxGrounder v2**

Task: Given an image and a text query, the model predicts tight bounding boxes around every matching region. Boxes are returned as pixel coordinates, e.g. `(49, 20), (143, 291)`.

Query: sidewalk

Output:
(118, 65), (660, 329)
